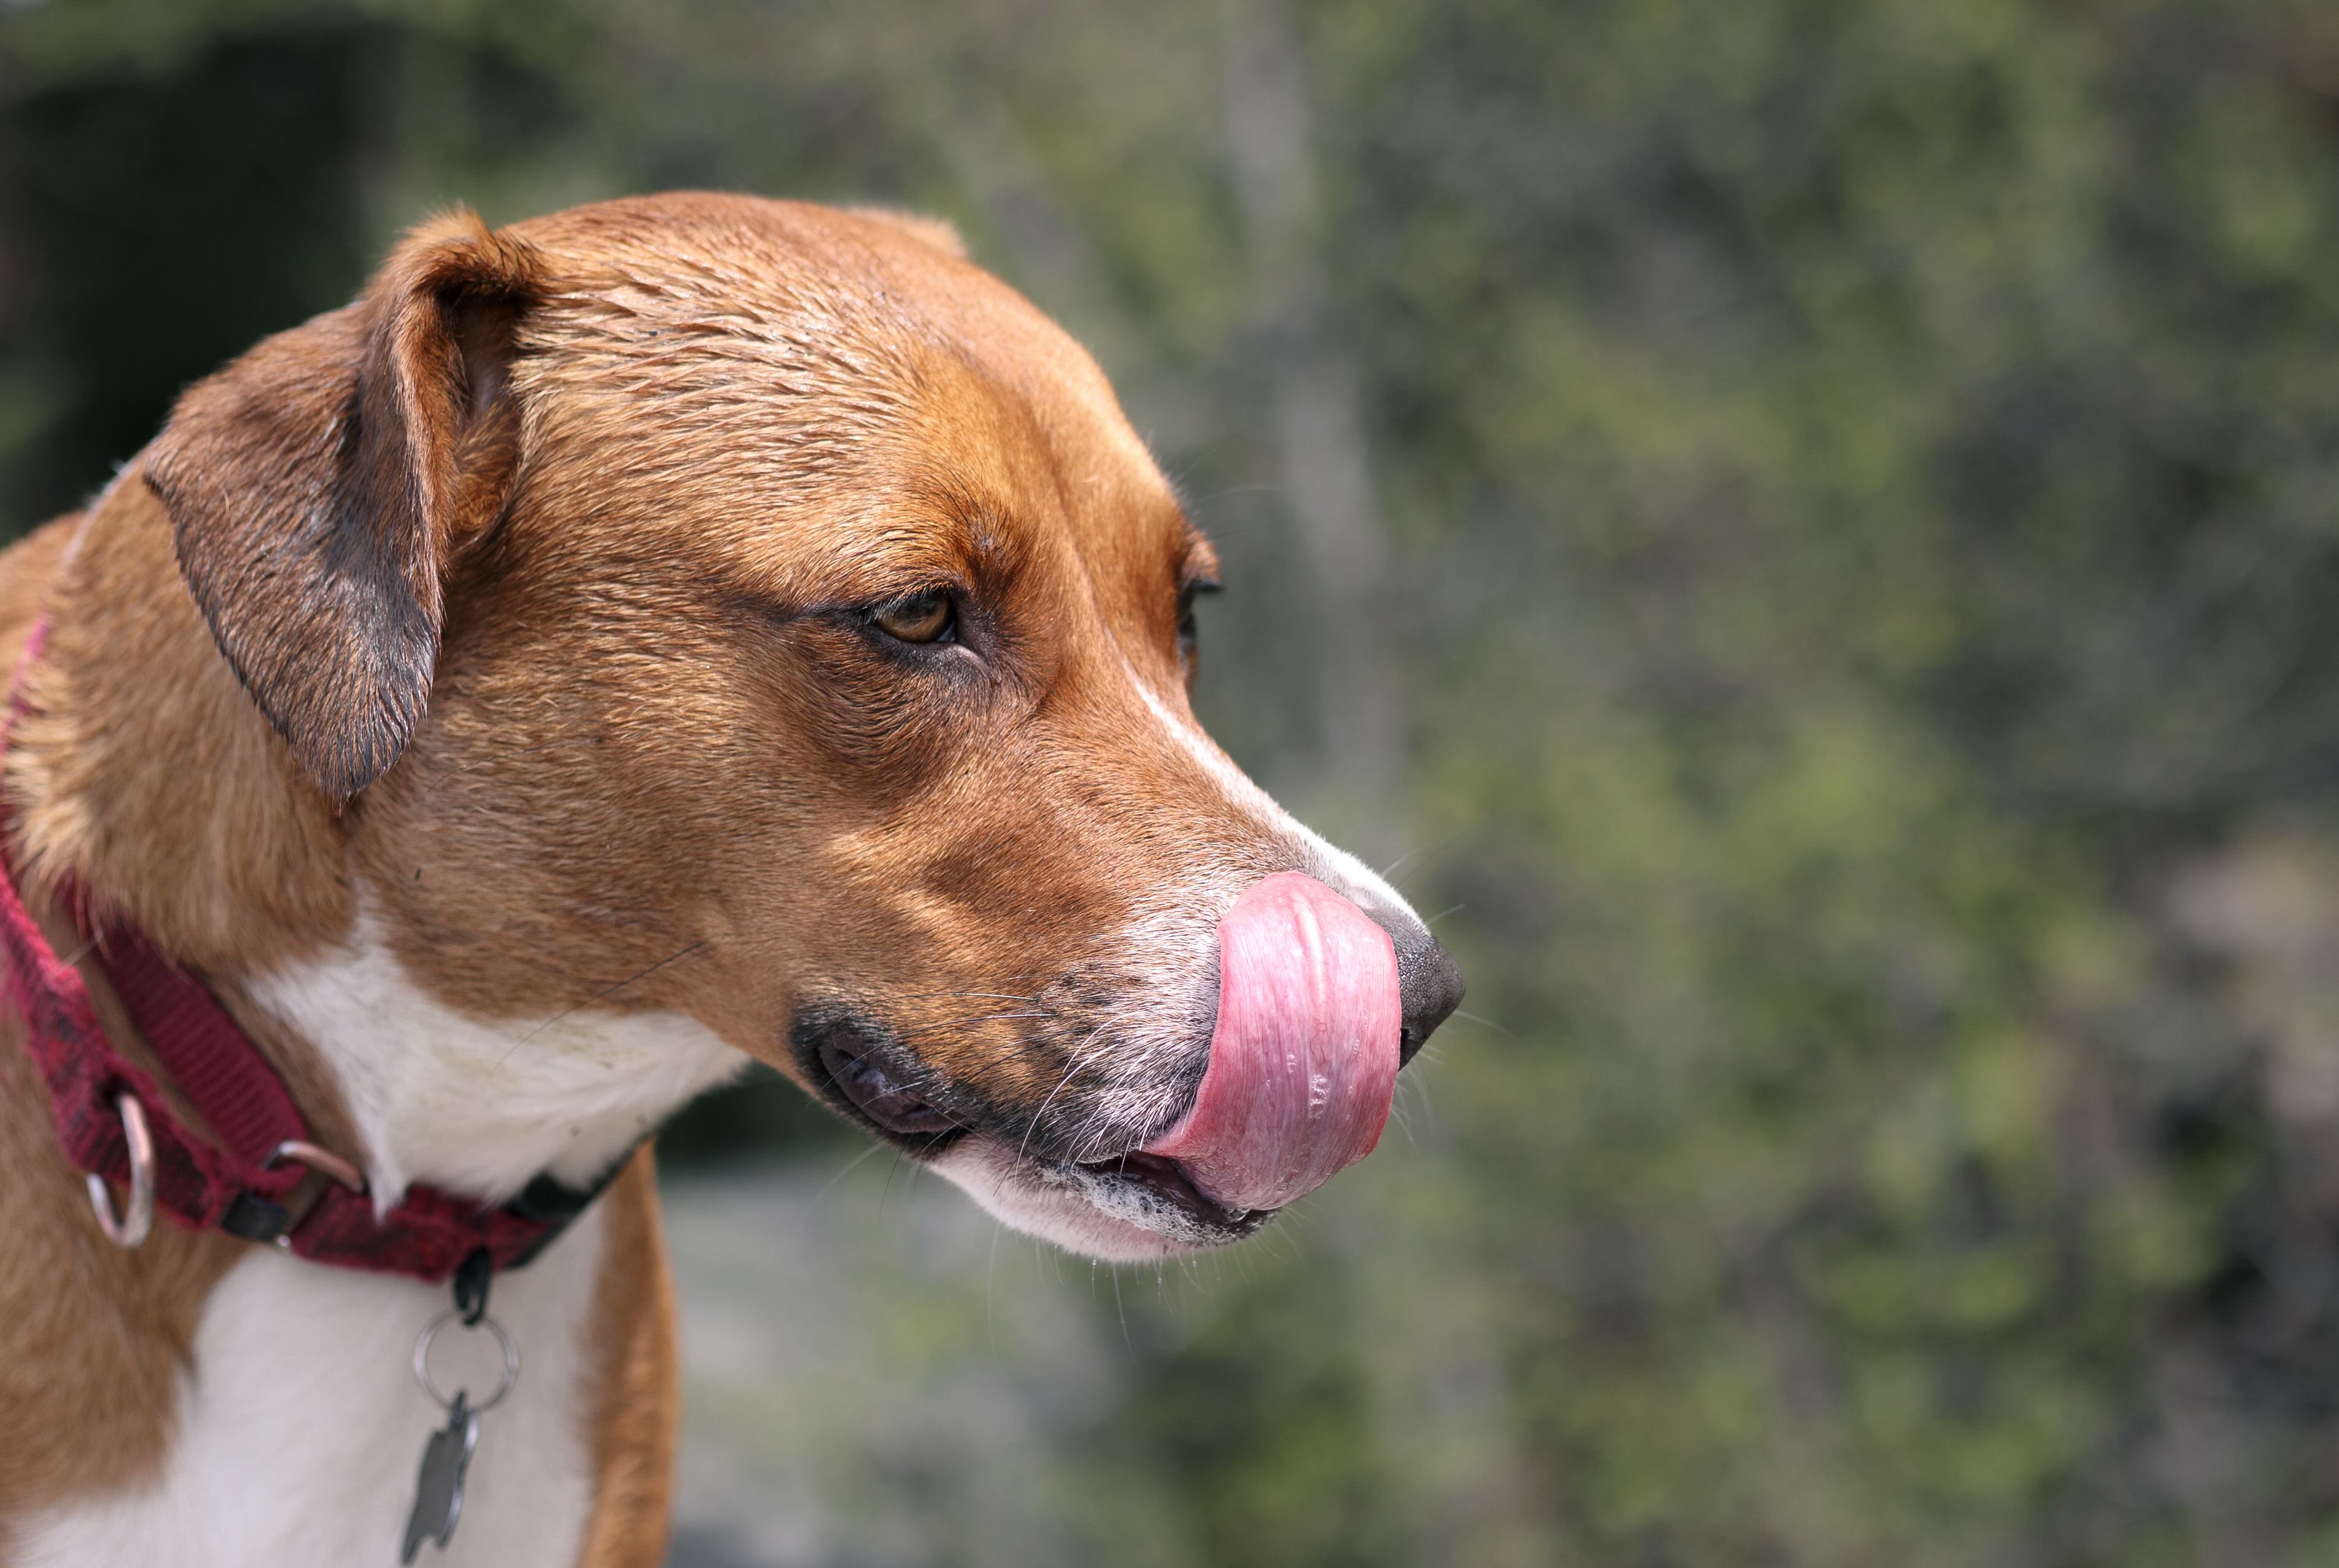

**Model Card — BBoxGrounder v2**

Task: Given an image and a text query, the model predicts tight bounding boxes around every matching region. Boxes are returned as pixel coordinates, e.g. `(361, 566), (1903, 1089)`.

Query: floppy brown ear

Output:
(143, 208), (541, 801)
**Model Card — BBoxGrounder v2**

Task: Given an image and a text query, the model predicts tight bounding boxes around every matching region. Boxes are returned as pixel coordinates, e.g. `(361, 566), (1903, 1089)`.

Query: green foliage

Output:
(8, 0), (2339, 1561)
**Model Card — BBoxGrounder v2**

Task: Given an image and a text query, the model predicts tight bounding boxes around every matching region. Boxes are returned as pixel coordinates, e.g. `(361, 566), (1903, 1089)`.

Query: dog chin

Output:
(929, 1137), (1266, 1264)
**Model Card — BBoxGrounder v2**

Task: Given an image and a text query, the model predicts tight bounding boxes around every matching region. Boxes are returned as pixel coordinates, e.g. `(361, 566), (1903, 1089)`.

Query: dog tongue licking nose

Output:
(1141, 872), (1402, 1215)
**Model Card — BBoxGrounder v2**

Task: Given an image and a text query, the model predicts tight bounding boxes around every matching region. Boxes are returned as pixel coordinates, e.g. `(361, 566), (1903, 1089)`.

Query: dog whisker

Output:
(1371, 830), (1462, 895)
(808, 1138), (887, 1209)
(1016, 1021), (1118, 1164)
(1394, 1066), (1437, 1138)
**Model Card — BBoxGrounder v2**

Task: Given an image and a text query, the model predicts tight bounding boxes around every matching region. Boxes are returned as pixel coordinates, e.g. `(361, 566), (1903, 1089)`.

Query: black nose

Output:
(1391, 930), (1465, 1065)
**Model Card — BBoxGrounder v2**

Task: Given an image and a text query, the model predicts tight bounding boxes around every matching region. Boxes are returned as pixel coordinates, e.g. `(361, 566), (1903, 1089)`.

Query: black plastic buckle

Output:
(503, 1169), (600, 1226)
(220, 1191), (292, 1246)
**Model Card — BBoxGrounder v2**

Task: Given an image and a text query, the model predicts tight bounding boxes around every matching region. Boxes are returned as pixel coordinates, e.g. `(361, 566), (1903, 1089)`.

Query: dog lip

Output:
(816, 1034), (961, 1138)
(794, 1006), (1269, 1243)
(1075, 1148), (1264, 1232)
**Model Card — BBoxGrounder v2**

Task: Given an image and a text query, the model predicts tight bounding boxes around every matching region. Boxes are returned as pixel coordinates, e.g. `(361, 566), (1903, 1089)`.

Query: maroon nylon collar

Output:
(1, 617), (596, 1282)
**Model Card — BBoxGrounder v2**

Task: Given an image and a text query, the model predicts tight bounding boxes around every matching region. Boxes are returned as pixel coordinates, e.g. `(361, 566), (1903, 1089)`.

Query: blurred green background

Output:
(10, 1), (2339, 1563)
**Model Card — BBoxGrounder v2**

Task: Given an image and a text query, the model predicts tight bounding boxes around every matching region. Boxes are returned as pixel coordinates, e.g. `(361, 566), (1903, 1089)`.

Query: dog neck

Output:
(239, 897), (743, 1204)
(9, 471), (743, 1211)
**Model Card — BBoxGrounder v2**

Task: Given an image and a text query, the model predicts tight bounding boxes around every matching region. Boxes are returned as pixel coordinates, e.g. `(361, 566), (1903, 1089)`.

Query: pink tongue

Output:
(1141, 872), (1401, 1214)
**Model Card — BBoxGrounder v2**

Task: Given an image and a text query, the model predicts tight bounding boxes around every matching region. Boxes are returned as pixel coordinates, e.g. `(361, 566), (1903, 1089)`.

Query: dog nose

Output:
(1392, 930), (1466, 1065)
(1331, 882), (1467, 1066)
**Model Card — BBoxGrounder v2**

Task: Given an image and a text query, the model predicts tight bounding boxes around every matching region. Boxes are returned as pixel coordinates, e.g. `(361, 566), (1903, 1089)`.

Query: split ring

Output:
(412, 1310), (520, 1414)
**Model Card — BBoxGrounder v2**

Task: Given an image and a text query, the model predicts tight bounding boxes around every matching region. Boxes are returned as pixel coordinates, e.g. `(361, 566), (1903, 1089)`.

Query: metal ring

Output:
(412, 1311), (520, 1414)
(86, 1092), (154, 1249)
(265, 1138), (367, 1193)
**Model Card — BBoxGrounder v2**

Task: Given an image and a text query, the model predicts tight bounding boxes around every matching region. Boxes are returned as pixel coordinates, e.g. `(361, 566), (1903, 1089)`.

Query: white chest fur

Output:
(19, 1203), (608, 1568)
(243, 895), (748, 1203)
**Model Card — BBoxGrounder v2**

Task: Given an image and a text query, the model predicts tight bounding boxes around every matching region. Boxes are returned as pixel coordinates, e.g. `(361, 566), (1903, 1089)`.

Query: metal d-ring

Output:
(265, 1138), (368, 1194)
(413, 1310), (520, 1415)
(86, 1091), (154, 1249)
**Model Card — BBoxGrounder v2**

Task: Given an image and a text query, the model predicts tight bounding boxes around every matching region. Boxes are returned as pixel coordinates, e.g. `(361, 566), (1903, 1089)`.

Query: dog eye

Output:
(872, 589), (956, 645)
(1177, 577), (1220, 663)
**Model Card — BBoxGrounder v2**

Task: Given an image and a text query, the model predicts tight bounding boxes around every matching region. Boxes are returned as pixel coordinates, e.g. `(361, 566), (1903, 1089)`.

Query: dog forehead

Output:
(506, 193), (1189, 590)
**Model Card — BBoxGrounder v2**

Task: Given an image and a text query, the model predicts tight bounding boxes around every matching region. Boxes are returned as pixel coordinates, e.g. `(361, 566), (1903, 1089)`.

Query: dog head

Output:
(140, 194), (1461, 1261)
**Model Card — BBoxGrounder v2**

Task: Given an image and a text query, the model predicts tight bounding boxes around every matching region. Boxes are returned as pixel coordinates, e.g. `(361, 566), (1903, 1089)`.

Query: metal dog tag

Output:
(401, 1390), (478, 1564)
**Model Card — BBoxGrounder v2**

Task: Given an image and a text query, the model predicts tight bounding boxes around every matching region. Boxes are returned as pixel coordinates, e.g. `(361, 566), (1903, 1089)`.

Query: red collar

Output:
(0, 618), (604, 1282)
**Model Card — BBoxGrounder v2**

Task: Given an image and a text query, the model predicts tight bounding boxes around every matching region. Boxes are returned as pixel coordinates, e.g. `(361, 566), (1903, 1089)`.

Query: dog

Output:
(0, 193), (1462, 1567)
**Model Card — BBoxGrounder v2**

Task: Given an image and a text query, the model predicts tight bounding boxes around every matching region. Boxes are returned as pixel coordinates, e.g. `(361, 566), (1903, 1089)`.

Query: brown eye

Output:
(1177, 577), (1220, 665)
(873, 588), (956, 644)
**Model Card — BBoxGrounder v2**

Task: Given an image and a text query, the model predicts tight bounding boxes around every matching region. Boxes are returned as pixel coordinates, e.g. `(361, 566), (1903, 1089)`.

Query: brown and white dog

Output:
(0, 194), (1461, 1566)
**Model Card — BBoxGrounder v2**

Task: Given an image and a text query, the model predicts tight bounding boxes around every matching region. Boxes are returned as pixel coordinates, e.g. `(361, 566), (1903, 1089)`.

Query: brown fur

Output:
(0, 193), (1406, 1562)
(574, 1153), (679, 1568)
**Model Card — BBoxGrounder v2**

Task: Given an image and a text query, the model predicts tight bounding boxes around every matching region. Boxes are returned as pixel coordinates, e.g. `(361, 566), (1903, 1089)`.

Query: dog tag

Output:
(401, 1390), (478, 1563)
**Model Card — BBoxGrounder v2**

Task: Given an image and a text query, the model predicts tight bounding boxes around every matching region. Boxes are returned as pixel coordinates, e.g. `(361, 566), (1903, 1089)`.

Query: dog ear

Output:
(143, 209), (542, 802)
